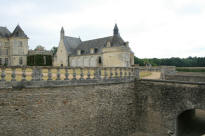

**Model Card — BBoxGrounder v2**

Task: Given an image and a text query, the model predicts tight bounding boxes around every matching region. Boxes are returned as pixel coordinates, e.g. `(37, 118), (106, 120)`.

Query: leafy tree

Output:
(51, 46), (58, 55)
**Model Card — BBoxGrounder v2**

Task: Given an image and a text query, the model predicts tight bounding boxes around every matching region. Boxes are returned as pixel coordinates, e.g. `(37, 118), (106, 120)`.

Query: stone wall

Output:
(165, 73), (205, 82)
(134, 79), (205, 136)
(70, 55), (101, 67)
(0, 83), (137, 136)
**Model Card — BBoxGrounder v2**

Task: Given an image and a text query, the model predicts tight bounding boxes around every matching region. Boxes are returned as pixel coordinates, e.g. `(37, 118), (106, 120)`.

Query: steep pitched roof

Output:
(63, 36), (81, 54)
(10, 25), (28, 38)
(0, 27), (11, 38)
(74, 36), (113, 55)
(72, 35), (125, 55)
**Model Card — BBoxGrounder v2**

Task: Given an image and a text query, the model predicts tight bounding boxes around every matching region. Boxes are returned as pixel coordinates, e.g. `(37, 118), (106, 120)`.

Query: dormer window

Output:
(81, 50), (85, 54)
(106, 41), (111, 47)
(77, 50), (85, 55)
(90, 48), (94, 54)
(77, 50), (81, 55)
(94, 48), (98, 53)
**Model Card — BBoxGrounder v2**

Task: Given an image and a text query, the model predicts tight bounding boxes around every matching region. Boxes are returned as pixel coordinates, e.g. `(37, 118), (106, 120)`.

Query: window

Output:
(0, 58), (2, 65)
(19, 57), (23, 65)
(98, 56), (102, 64)
(6, 49), (8, 55)
(77, 50), (81, 55)
(5, 58), (8, 66)
(94, 48), (98, 53)
(81, 50), (85, 55)
(18, 41), (23, 47)
(90, 48), (94, 54)
(0, 42), (2, 47)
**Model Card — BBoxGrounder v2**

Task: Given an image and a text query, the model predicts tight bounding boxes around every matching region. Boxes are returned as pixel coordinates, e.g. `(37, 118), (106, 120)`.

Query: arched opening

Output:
(177, 109), (205, 136)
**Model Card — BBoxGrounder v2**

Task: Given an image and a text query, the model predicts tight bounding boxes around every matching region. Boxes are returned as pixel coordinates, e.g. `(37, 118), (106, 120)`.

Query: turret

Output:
(60, 27), (64, 40)
(113, 24), (119, 36)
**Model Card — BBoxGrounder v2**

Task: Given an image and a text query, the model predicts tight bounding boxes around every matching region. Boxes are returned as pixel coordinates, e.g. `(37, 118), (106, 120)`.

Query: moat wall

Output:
(0, 83), (137, 136)
(1, 79), (205, 136)
(134, 80), (205, 136)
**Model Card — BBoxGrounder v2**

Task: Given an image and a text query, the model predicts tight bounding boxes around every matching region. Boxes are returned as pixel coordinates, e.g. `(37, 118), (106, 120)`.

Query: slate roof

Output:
(70, 35), (125, 55)
(10, 25), (28, 38)
(63, 36), (81, 55)
(0, 27), (11, 38)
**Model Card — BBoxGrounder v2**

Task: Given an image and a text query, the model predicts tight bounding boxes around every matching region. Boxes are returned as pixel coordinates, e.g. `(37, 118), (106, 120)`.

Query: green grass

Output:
(176, 67), (205, 72)
(139, 71), (152, 78)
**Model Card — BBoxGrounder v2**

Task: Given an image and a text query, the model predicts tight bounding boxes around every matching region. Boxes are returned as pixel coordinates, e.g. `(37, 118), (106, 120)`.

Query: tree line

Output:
(134, 56), (205, 67)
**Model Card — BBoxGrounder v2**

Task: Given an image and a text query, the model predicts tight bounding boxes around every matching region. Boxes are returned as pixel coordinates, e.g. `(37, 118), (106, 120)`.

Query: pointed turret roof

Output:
(113, 24), (119, 35)
(61, 27), (64, 33)
(10, 25), (28, 38)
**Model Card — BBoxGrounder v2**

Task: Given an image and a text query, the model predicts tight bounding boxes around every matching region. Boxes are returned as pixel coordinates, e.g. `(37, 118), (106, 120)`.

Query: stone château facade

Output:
(53, 24), (134, 67)
(0, 25), (28, 66)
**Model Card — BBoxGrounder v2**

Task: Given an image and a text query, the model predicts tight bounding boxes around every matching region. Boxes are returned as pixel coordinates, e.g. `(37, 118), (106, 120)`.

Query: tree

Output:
(51, 46), (58, 55)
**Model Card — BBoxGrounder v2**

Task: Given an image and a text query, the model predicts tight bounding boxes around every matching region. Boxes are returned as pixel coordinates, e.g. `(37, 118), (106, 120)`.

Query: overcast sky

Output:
(1, 0), (205, 58)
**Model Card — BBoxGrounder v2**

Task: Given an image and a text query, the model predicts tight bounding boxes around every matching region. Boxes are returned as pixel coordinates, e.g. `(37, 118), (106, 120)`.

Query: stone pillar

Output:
(32, 67), (42, 81)
(110, 68), (113, 79)
(87, 68), (91, 80)
(11, 67), (16, 81)
(120, 68), (122, 79)
(56, 68), (61, 80)
(72, 68), (76, 80)
(104, 68), (107, 80)
(22, 67), (26, 81)
(48, 68), (52, 81)
(64, 68), (69, 80)
(1, 67), (6, 81)
(80, 68), (84, 80)
(115, 68), (118, 78)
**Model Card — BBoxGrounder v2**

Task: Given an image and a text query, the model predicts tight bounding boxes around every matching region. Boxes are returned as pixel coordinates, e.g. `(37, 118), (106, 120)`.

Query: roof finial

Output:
(60, 26), (64, 40)
(113, 24), (119, 35)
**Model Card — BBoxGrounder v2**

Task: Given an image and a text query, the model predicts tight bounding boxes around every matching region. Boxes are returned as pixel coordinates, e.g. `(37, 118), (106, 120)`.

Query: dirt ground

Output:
(141, 72), (161, 79)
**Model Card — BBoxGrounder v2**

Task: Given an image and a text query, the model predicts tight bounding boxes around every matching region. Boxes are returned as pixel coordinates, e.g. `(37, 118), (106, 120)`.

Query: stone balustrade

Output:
(0, 66), (139, 88)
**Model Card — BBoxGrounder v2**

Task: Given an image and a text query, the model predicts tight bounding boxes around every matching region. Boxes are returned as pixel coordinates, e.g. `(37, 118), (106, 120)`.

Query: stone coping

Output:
(0, 77), (136, 89)
(139, 79), (205, 85)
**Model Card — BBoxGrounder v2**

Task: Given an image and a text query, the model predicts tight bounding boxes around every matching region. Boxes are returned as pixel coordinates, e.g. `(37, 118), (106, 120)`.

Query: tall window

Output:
(6, 49), (8, 55)
(5, 58), (8, 66)
(98, 56), (102, 64)
(0, 58), (2, 65)
(18, 41), (23, 47)
(19, 57), (23, 65)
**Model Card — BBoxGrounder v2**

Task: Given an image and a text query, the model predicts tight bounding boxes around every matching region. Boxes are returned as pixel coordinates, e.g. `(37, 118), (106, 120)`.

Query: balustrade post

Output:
(98, 68), (101, 79)
(1, 67), (6, 81)
(104, 68), (107, 80)
(110, 68), (113, 79)
(128, 68), (131, 80)
(48, 68), (52, 80)
(120, 68), (122, 79)
(115, 68), (118, 78)
(94, 68), (98, 79)
(87, 68), (90, 79)
(32, 67), (42, 81)
(72, 68), (76, 80)
(135, 68), (140, 79)
(80, 68), (84, 80)
(56, 68), (61, 80)
(64, 68), (69, 80)
(22, 67), (26, 81)
(11, 67), (16, 81)
(124, 68), (127, 80)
